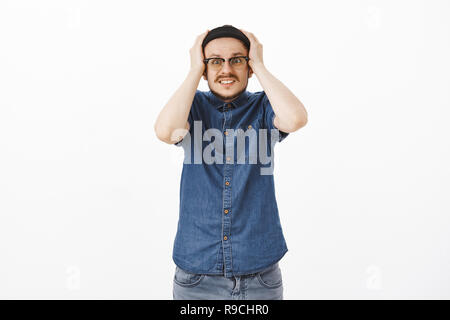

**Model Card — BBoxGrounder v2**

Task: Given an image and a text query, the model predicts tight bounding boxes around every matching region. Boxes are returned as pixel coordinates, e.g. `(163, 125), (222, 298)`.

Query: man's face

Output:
(203, 37), (253, 103)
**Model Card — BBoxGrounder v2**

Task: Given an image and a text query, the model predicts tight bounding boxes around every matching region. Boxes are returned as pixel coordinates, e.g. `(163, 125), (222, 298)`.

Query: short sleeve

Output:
(174, 91), (197, 146)
(263, 92), (289, 143)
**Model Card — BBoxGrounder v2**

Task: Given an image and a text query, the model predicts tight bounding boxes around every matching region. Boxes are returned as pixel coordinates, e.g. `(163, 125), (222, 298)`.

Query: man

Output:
(154, 25), (307, 300)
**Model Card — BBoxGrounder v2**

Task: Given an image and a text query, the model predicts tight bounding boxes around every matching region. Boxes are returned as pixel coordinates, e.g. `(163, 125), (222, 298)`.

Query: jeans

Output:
(173, 262), (283, 300)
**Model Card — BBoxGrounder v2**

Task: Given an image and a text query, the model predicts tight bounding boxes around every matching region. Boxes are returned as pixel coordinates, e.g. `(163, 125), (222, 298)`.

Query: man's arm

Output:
(240, 29), (308, 133)
(154, 30), (208, 144)
(154, 68), (202, 144)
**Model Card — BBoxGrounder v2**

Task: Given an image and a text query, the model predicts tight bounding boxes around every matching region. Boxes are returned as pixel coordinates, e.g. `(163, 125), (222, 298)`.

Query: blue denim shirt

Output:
(173, 89), (289, 278)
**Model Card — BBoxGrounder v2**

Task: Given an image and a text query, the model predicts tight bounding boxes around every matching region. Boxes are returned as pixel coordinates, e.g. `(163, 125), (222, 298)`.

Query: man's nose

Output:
(220, 60), (233, 73)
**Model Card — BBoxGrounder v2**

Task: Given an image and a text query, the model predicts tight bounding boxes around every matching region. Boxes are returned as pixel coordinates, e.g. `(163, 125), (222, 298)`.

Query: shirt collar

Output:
(207, 90), (250, 110)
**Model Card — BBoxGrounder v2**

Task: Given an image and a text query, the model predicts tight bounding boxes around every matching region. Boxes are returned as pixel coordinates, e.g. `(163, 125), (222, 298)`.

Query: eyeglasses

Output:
(203, 56), (250, 70)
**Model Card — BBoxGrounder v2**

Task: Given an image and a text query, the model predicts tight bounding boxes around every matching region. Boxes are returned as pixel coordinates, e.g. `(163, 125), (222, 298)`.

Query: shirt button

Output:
(225, 181), (230, 186)
(224, 209), (229, 214)
(223, 236), (228, 241)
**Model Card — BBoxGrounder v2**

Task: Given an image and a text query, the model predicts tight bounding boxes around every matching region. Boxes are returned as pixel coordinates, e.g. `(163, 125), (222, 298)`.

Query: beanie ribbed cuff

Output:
(202, 25), (250, 52)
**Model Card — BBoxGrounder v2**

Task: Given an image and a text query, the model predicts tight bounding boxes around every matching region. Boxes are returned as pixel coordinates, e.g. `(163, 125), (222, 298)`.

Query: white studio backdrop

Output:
(0, 0), (449, 299)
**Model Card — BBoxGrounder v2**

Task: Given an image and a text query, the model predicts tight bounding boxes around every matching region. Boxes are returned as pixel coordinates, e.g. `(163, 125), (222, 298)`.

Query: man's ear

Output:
(202, 71), (207, 81)
(248, 67), (253, 78)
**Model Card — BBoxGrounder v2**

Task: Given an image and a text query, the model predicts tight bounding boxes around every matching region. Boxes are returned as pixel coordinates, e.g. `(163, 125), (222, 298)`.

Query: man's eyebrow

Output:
(209, 52), (246, 58)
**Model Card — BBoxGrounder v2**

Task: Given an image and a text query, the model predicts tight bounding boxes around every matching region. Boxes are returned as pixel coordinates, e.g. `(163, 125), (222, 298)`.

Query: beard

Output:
(209, 84), (248, 102)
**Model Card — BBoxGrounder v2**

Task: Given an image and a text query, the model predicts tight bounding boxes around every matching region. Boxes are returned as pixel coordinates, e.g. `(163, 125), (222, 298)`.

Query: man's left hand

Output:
(240, 29), (264, 70)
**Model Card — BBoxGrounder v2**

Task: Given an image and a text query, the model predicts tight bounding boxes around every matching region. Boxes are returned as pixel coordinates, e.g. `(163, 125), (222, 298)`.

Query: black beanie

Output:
(202, 25), (250, 52)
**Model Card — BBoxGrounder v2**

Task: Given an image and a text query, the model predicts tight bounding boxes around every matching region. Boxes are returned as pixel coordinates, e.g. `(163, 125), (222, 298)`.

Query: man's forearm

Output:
(253, 63), (308, 132)
(154, 68), (203, 144)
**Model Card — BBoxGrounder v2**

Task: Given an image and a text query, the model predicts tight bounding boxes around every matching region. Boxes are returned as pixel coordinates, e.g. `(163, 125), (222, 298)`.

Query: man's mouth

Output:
(218, 79), (236, 88)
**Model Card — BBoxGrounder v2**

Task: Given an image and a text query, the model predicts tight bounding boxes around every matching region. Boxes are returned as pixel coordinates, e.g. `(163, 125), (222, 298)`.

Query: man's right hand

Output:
(190, 30), (209, 73)
(155, 30), (209, 144)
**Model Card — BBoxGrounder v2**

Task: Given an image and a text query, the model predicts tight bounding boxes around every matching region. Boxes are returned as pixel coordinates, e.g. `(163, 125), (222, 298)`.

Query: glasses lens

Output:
(230, 57), (246, 68)
(208, 58), (223, 70)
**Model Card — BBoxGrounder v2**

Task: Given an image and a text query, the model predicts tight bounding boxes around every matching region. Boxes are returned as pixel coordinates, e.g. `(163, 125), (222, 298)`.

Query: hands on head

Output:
(190, 30), (209, 73)
(190, 28), (264, 74)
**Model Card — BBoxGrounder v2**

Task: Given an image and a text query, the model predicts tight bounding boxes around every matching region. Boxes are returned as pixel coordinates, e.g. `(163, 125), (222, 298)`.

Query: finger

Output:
(196, 30), (208, 44)
(198, 30), (208, 38)
(241, 29), (257, 42)
(247, 32), (257, 42)
(250, 34), (261, 45)
(240, 28), (250, 37)
(201, 30), (208, 41)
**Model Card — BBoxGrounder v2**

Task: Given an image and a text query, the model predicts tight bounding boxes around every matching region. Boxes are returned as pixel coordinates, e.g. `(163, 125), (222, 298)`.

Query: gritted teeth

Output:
(219, 79), (236, 84)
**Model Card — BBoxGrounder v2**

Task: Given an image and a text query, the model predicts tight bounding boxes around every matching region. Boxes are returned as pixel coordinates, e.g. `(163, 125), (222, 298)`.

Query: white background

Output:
(0, 0), (449, 299)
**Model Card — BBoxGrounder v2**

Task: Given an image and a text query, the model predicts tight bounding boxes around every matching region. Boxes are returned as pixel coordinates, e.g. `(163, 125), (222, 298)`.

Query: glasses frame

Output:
(203, 56), (250, 69)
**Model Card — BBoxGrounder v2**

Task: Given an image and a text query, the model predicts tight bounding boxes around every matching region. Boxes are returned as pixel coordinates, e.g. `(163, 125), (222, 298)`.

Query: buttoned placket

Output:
(222, 103), (234, 278)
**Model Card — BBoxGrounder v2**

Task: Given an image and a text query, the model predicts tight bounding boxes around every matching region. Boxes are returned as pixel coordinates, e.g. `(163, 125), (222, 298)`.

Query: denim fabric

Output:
(173, 262), (283, 300)
(173, 90), (289, 278)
